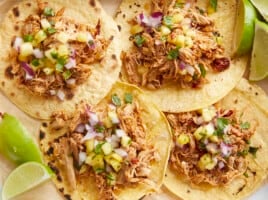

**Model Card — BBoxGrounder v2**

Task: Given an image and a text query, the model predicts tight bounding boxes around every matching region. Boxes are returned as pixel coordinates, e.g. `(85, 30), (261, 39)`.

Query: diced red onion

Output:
(75, 124), (85, 133)
(184, 2), (191, 9)
(105, 164), (113, 172)
(218, 161), (225, 169)
(33, 48), (44, 58)
(109, 104), (116, 111)
(88, 112), (99, 126)
(78, 151), (87, 165)
(85, 124), (93, 131)
(70, 48), (76, 58)
(111, 135), (120, 148)
(56, 90), (65, 101)
(82, 131), (97, 142)
(66, 78), (76, 85)
(137, 12), (163, 28)
(155, 39), (162, 45)
(185, 65), (195, 76)
(179, 61), (187, 70)
(21, 62), (35, 80)
(115, 129), (126, 138)
(193, 116), (204, 125)
(94, 140), (99, 147)
(65, 58), (76, 69)
(105, 137), (112, 143)
(13, 37), (23, 51)
(49, 90), (56, 96)
(220, 142), (232, 157)
(114, 148), (128, 157)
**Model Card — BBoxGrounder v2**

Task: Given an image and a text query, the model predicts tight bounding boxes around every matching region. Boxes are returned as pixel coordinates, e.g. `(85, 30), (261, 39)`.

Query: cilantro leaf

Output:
(62, 70), (72, 80)
(95, 124), (105, 133)
(214, 118), (229, 137)
(163, 16), (173, 28)
(199, 63), (206, 77)
(209, 0), (217, 12)
(23, 34), (33, 42)
(124, 93), (133, 104)
(167, 48), (179, 60)
(94, 142), (104, 154)
(240, 122), (250, 130)
(43, 7), (55, 17)
(134, 35), (145, 47)
(111, 94), (121, 106)
(248, 146), (259, 157)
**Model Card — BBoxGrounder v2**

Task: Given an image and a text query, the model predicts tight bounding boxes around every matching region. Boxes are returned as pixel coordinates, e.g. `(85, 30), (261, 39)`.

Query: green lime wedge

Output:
(1, 162), (51, 200)
(0, 113), (43, 164)
(249, 19), (268, 81)
(233, 0), (257, 56)
(250, 0), (268, 22)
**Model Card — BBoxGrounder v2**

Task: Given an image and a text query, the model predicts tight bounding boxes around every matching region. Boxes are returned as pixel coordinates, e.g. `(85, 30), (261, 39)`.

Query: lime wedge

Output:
(249, 19), (268, 81)
(250, 0), (268, 22)
(233, 0), (257, 56)
(1, 162), (51, 200)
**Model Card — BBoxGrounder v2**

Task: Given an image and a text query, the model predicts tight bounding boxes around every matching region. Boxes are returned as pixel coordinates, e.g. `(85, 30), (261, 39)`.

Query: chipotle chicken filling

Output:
(166, 105), (258, 186)
(122, 0), (230, 89)
(7, 1), (109, 100)
(49, 93), (158, 199)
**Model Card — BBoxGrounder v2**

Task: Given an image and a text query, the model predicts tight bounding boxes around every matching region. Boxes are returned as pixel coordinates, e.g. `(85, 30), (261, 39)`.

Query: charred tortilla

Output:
(39, 81), (172, 200)
(0, 0), (121, 119)
(115, 0), (247, 112)
(164, 78), (268, 200)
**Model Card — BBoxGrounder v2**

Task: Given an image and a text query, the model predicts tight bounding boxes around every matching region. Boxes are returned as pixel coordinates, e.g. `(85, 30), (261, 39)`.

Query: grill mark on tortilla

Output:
(187, 189), (191, 193)
(109, 35), (114, 41)
(12, 6), (20, 17)
(26, 2), (31, 7)
(57, 174), (63, 182)
(48, 162), (60, 175)
(39, 130), (46, 140)
(1, 81), (5, 87)
(10, 92), (15, 97)
(46, 146), (54, 156)
(112, 54), (116, 60)
(65, 89), (74, 100)
(89, 0), (96, 7)
(5, 66), (14, 79)
(35, 112), (40, 117)
(42, 122), (48, 127)
(235, 183), (246, 195)
(59, 188), (64, 193)
(139, 195), (146, 200)
(117, 25), (121, 32)
(14, 25), (19, 31)
(64, 194), (72, 200)
(115, 10), (122, 18)
(122, 13), (126, 19)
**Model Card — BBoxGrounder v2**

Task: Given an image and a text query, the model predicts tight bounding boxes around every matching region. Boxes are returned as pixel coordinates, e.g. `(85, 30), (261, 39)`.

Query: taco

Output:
(39, 81), (172, 200)
(0, 0), (121, 119)
(115, 0), (247, 112)
(164, 78), (268, 200)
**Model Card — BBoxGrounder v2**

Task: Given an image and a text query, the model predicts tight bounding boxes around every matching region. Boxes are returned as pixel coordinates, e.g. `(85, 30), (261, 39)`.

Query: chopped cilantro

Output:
(57, 57), (67, 65)
(199, 63), (206, 77)
(249, 146), (259, 157)
(240, 122), (250, 130)
(94, 168), (104, 174)
(124, 93), (133, 104)
(237, 149), (248, 157)
(55, 63), (63, 72)
(94, 142), (104, 154)
(111, 94), (121, 106)
(50, 52), (58, 59)
(134, 35), (145, 47)
(163, 16), (173, 28)
(175, 3), (184, 8)
(167, 48), (179, 60)
(62, 70), (72, 80)
(214, 118), (229, 137)
(31, 59), (40, 67)
(209, 0), (218, 12)
(23, 34), (33, 42)
(106, 173), (116, 181)
(43, 7), (55, 17)
(198, 142), (206, 150)
(47, 27), (56, 34)
(95, 124), (105, 133)
(243, 172), (249, 178)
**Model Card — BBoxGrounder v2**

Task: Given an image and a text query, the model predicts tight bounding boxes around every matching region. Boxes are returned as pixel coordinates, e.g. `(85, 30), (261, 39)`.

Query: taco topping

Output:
(166, 105), (258, 186)
(7, 1), (109, 100)
(47, 93), (158, 199)
(122, 0), (230, 89)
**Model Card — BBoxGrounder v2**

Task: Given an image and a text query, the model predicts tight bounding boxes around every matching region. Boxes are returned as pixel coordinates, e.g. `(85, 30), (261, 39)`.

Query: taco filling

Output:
(46, 93), (159, 199)
(122, 0), (230, 89)
(166, 105), (258, 186)
(6, 1), (109, 100)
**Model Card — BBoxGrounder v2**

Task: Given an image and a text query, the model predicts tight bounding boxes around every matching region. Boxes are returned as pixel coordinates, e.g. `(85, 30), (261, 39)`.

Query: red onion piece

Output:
(137, 12), (163, 28)
(13, 37), (23, 51)
(114, 148), (128, 157)
(206, 143), (218, 154)
(49, 90), (56, 96)
(88, 112), (99, 126)
(33, 48), (44, 59)
(21, 62), (35, 80)
(70, 48), (76, 59)
(185, 65), (195, 76)
(56, 90), (65, 101)
(179, 61), (187, 70)
(220, 142), (232, 157)
(66, 78), (76, 85)
(65, 58), (76, 69)
(115, 129), (126, 138)
(75, 124), (85, 133)
(82, 131), (97, 142)
(218, 161), (225, 169)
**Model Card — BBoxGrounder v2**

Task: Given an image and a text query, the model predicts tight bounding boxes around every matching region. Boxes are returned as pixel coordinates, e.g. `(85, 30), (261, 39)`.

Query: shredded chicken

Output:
(122, 0), (229, 90)
(166, 107), (256, 186)
(7, 1), (109, 99)
(46, 100), (158, 199)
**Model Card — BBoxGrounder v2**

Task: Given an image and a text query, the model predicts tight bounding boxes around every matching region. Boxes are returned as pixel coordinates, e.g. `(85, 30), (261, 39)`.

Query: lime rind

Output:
(249, 19), (268, 81)
(1, 162), (51, 200)
(250, 0), (268, 22)
(234, 0), (257, 56)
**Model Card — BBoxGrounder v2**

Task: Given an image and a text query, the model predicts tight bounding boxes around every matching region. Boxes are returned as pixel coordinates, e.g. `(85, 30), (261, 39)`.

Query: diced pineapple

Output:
(34, 30), (47, 44)
(160, 26), (171, 35)
(85, 139), (95, 153)
(209, 135), (219, 143)
(185, 36), (193, 48)
(103, 117), (113, 128)
(194, 126), (206, 141)
(92, 154), (105, 170)
(76, 32), (92, 43)
(168, 34), (185, 47)
(101, 142), (113, 155)
(42, 67), (54, 75)
(20, 42), (33, 57)
(201, 106), (217, 122)
(40, 18), (51, 29)
(197, 153), (212, 171)
(85, 152), (95, 166)
(130, 24), (144, 35)
(108, 111), (120, 124)
(172, 14), (183, 24)
(57, 32), (69, 43)
(57, 45), (69, 57)
(108, 159), (122, 172)
(176, 134), (190, 146)
(185, 29), (196, 38)
(121, 136), (131, 148)
(204, 123), (215, 137)
(18, 54), (28, 62)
